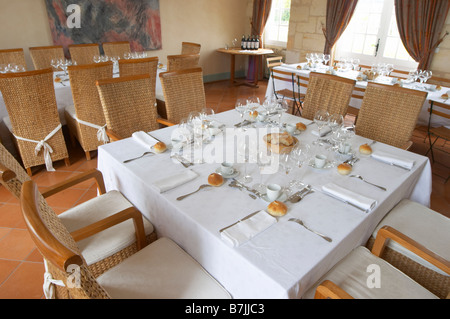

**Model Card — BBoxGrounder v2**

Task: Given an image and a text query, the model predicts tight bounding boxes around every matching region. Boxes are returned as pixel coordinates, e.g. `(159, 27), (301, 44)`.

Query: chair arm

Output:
(41, 168), (106, 198)
(70, 206), (147, 251)
(105, 128), (123, 142)
(371, 226), (450, 275)
(314, 280), (354, 299)
(157, 118), (175, 127)
(0, 163), (16, 183)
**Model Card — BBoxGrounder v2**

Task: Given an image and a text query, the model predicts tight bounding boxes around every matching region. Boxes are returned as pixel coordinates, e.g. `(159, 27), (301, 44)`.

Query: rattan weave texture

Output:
(102, 41), (131, 58)
(29, 46), (65, 70)
(167, 54), (200, 72)
(69, 44), (100, 65)
(0, 48), (27, 68)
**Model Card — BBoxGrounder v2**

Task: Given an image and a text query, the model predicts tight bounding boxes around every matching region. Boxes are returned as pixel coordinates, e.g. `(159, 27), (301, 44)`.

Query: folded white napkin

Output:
(220, 211), (277, 247)
(371, 151), (414, 170)
(311, 126), (332, 137)
(132, 131), (157, 149)
(322, 183), (377, 212)
(153, 169), (198, 193)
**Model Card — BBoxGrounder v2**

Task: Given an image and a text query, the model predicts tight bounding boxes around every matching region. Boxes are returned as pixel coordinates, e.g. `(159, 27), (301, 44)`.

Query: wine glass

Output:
(351, 58), (360, 71)
(328, 114), (344, 134)
(235, 98), (247, 125)
(314, 110), (330, 142)
(386, 64), (394, 76)
(253, 148), (270, 193)
(323, 54), (330, 66)
(276, 99), (289, 127)
(238, 139), (253, 183)
(93, 55), (101, 63)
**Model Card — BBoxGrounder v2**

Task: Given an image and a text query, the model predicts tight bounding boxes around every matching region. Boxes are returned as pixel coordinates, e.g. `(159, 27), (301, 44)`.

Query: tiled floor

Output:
(0, 78), (448, 299)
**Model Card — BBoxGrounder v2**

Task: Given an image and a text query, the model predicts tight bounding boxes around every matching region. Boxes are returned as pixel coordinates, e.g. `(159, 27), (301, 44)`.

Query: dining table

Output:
(266, 62), (450, 129)
(97, 109), (432, 299)
(0, 65), (167, 154)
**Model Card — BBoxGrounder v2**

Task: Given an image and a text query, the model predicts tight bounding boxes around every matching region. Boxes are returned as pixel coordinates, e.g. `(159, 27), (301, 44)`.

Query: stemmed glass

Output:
(287, 144), (311, 192)
(351, 58), (360, 71)
(235, 98), (247, 125)
(313, 110), (330, 143)
(323, 54), (330, 66)
(253, 148), (271, 193)
(93, 55), (101, 63)
(276, 99), (289, 127)
(50, 59), (60, 71)
(386, 64), (394, 76)
(262, 96), (276, 126)
(238, 139), (253, 183)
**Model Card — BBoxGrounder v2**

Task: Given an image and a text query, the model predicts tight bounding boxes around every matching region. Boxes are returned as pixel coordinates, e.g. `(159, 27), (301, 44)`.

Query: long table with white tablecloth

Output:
(97, 109), (431, 298)
(266, 63), (450, 129)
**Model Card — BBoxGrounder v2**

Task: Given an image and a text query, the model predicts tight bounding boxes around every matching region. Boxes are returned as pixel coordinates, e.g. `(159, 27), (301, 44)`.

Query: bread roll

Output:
(267, 201), (287, 217)
(153, 141), (167, 153)
(296, 122), (307, 131)
(359, 143), (373, 155)
(208, 173), (224, 186)
(337, 163), (352, 175)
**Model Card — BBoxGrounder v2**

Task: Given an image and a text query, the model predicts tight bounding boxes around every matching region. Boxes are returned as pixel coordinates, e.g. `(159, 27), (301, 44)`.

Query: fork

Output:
(349, 174), (387, 191)
(176, 184), (212, 201)
(288, 218), (332, 242)
(123, 151), (155, 163)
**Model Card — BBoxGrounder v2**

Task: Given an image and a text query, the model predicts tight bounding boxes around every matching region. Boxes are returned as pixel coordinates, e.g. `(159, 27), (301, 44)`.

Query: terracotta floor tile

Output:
(0, 259), (20, 284)
(24, 248), (43, 263)
(0, 203), (25, 229)
(0, 229), (36, 261)
(0, 261), (44, 299)
(32, 171), (76, 188)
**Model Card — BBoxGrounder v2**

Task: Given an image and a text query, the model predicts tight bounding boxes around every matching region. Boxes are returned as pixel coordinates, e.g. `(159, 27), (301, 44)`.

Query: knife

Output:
(219, 210), (261, 233)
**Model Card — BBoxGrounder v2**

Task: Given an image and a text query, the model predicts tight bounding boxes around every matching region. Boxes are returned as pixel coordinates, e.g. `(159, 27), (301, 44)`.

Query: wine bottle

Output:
(256, 35), (260, 50)
(241, 35), (245, 50)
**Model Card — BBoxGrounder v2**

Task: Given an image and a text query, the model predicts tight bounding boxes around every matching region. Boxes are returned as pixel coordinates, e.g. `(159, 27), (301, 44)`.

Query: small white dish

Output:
(215, 167), (240, 179)
(308, 159), (333, 169)
(261, 192), (288, 203)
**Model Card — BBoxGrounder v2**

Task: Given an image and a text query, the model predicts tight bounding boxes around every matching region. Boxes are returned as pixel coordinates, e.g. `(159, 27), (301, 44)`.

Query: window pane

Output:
(383, 37), (398, 58)
(367, 14), (381, 34)
(363, 35), (377, 55)
(278, 26), (289, 42)
(352, 34), (365, 54)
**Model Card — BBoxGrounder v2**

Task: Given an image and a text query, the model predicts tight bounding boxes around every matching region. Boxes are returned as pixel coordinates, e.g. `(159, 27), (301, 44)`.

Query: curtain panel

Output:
(247, 0), (272, 82)
(395, 0), (450, 70)
(322, 0), (358, 55)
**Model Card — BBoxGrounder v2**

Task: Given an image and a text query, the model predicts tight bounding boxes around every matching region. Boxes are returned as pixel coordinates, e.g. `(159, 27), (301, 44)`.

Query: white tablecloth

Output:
(266, 63), (450, 129)
(97, 110), (432, 298)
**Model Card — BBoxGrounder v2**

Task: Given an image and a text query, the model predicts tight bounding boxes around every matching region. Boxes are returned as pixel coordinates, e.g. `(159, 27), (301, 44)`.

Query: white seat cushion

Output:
(97, 237), (231, 299)
(373, 199), (450, 276)
(58, 190), (154, 265)
(64, 104), (76, 119)
(303, 246), (438, 299)
(3, 116), (12, 133)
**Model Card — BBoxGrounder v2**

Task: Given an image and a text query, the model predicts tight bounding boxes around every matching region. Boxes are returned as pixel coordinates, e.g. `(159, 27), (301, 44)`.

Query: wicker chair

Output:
(0, 48), (27, 68)
(68, 43), (100, 65)
(102, 41), (131, 58)
(0, 68), (69, 175)
(0, 142), (156, 280)
(365, 199), (450, 299)
(20, 179), (231, 299)
(65, 62), (113, 160)
(267, 56), (302, 115)
(304, 226), (448, 299)
(29, 45), (65, 70)
(159, 67), (206, 125)
(96, 74), (163, 140)
(167, 54), (200, 72)
(355, 82), (427, 150)
(301, 72), (356, 120)
(181, 42), (201, 55)
(118, 56), (158, 77)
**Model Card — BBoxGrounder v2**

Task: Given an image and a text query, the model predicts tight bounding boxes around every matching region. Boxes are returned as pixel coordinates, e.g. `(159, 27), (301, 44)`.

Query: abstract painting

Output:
(45, 0), (162, 53)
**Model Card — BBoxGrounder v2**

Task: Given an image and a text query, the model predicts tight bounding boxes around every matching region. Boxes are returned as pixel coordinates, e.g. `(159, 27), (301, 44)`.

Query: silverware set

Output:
(287, 185), (314, 203)
(228, 180), (257, 199)
(171, 154), (193, 168)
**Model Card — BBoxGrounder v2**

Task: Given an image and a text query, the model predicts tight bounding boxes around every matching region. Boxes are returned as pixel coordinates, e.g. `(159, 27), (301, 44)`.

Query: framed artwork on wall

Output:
(45, 0), (162, 53)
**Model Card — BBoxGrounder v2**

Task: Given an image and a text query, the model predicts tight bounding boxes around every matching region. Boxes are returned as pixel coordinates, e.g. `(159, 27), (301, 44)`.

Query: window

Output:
(334, 0), (418, 70)
(264, 0), (291, 46)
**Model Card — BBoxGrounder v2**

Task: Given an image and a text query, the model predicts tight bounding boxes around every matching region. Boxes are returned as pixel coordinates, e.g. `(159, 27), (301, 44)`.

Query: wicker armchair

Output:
(301, 72), (356, 120)
(355, 82), (427, 149)
(20, 179), (231, 299)
(96, 74), (163, 140)
(29, 45), (65, 70)
(366, 199), (450, 299)
(68, 43), (100, 65)
(304, 226), (448, 299)
(65, 62), (113, 160)
(159, 67), (206, 125)
(102, 41), (131, 58)
(181, 42), (201, 55)
(167, 54), (200, 72)
(0, 69), (69, 175)
(0, 142), (156, 281)
(0, 48), (27, 68)
(118, 56), (158, 78)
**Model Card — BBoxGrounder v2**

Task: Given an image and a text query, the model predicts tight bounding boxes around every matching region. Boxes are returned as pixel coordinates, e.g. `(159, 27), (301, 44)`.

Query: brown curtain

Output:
(247, 0), (272, 81)
(395, 0), (450, 70)
(322, 0), (358, 55)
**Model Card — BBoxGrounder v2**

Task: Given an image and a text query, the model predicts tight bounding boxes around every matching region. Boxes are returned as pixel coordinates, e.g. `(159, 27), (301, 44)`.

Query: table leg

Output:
(230, 54), (235, 86)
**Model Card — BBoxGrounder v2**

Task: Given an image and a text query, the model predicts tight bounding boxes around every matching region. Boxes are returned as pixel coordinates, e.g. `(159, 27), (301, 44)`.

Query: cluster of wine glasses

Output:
(175, 108), (217, 150)
(93, 54), (121, 69)
(336, 58), (360, 72)
(371, 63), (394, 77)
(306, 53), (331, 68)
(407, 69), (432, 89)
(123, 51), (148, 60)
(51, 58), (76, 76)
(235, 96), (262, 126)
(0, 63), (26, 73)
